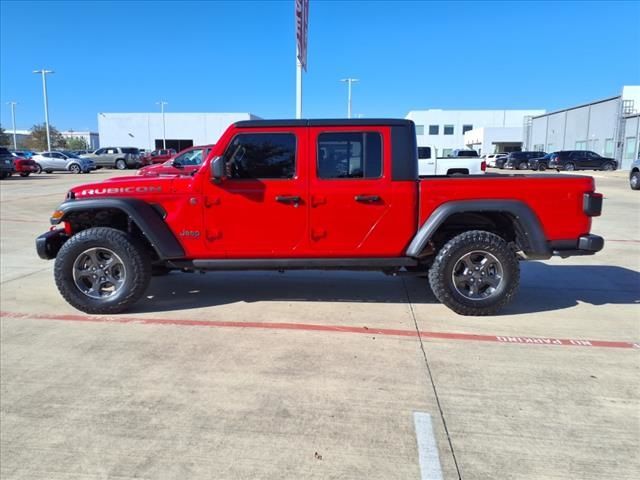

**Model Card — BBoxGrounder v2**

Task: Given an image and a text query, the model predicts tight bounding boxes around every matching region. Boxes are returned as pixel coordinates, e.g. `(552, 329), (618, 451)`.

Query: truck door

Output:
(207, 129), (309, 257)
(308, 126), (411, 256)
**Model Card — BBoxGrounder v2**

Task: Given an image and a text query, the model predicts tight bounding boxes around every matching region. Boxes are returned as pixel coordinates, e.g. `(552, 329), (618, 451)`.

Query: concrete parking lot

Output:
(1, 169), (638, 479)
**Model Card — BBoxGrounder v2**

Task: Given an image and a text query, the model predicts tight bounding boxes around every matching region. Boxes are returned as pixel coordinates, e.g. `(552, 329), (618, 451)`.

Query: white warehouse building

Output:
(405, 109), (545, 157)
(97, 112), (261, 152)
(526, 85), (640, 170)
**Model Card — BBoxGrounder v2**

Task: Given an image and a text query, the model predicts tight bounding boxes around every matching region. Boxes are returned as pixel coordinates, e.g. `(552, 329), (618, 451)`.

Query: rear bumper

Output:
(36, 229), (68, 260)
(550, 234), (604, 258)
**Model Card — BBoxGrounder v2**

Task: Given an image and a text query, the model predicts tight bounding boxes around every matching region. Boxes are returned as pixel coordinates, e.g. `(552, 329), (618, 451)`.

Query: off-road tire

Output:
(54, 227), (151, 314)
(537, 163), (546, 171)
(115, 159), (127, 170)
(630, 172), (640, 190)
(518, 162), (528, 170)
(69, 163), (82, 174)
(428, 230), (520, 316)
(564, 163), (576, 171)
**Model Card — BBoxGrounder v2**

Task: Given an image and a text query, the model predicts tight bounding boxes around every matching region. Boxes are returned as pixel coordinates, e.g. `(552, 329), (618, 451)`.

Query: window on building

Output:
(462, 125), (473, 134)
(415, 125), (425, 136)
(604, 138), (614, 157)
(442, 148), (453, 157)
(428, 125), (439, 135)
(624, 137), (637, 160)
(317, 132), (382, 179)
(444, 125), (454, 135)
(224, 133), (296, 179)
(534, 144), (544, 151)
(547, 144), (554, 152)
(575, 141), (587, 150)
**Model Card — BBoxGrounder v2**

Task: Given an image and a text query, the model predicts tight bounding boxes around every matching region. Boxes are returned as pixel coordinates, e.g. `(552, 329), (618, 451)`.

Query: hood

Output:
(69, 175), (177, 199)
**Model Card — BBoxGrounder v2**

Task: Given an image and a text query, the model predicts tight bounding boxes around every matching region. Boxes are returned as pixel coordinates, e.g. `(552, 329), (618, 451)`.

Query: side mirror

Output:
(210, 156), (225, 181)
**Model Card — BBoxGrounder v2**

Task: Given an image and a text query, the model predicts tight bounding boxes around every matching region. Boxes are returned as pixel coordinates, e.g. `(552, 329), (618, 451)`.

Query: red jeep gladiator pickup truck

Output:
(36, 119), (604, 316)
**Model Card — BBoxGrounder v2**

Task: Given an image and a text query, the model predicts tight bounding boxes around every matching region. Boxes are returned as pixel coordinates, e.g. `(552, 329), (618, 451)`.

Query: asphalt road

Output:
(1, 168), (638, 479)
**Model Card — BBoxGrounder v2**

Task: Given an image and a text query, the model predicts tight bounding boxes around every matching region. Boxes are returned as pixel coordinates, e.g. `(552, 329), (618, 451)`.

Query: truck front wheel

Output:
(54, 227), (151, 314)
(428, 230), (519, 316)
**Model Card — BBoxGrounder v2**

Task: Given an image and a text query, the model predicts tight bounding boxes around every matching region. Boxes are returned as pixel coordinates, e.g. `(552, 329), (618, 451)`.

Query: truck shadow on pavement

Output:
(133, 263), (639, 316)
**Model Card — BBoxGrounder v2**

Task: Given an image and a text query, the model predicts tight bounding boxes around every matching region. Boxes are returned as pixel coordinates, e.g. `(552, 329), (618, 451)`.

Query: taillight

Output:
(583, 192), (603, 217)
(481, 160), (487, 172)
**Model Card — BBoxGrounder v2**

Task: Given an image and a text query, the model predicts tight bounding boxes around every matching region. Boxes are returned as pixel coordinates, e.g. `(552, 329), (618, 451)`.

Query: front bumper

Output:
(550, 234), (604, 258)
(36, 229), (68, 260)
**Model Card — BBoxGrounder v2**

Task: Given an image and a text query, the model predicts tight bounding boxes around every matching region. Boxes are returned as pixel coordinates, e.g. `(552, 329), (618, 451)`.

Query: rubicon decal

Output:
(79, 186), (162, 196)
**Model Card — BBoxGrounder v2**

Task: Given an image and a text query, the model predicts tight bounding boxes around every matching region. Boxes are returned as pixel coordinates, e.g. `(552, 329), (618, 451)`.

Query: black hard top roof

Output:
(234, 118), (414, 128)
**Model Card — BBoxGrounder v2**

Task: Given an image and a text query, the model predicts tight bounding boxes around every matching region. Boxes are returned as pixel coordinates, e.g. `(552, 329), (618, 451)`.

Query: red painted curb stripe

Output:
(0, 311), (638, 350)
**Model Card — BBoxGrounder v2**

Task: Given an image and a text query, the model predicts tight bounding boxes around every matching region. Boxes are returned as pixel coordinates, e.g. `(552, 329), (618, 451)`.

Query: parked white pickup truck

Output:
(418, 146), (486, 176)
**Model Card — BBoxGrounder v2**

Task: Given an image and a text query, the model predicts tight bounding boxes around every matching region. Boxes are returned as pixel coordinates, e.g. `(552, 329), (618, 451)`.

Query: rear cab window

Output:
(317, 132), (382, 179)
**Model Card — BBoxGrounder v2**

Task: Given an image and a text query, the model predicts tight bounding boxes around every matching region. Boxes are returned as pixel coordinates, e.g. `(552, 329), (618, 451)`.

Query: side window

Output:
(428, 125), (439, 135)
(317, 132), (382, 179)
(42, 152), (51, 158)
(95, 148), (105, 155)
(444, 125), (454, 135)
(224, 133), (296, 179)
(462, 124), (473, 134)
(418, 147), (432, 159)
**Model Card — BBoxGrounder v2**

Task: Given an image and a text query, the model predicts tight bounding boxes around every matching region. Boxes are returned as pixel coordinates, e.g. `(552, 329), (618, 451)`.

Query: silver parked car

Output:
(32, 151), (95, 174)
(630, 157), (640, 190)
(81, 147), (142, 169)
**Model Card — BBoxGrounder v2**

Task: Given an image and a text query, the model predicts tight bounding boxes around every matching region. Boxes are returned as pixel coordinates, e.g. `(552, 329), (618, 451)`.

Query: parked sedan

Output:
(11, 153), (39, 176)
(549, 151), (617, 171)
(137, 145), (214, 176)
(529, 153), (554, 171)
(503, 151), (547, 170)
(485, 153), (507, 168)
(32, 151), (96, 174)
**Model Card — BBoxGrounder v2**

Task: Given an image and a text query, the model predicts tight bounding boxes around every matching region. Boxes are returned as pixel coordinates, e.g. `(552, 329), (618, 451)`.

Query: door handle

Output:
(354, 195), (381, 203)
(275, 195), (301, 206)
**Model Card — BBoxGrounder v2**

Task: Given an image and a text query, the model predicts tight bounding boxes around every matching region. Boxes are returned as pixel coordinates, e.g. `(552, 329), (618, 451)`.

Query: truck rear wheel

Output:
(54, 227), (151, 314)
(428, 230), (519, 316)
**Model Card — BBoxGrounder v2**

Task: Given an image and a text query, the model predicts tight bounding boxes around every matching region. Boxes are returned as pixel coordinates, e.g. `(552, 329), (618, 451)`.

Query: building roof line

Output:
(532, 96), (621, 119)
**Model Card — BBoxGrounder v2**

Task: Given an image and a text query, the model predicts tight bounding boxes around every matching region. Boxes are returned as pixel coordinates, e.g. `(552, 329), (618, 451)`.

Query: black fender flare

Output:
(51, 198), (185, 259)
(406, 200), (551, 260)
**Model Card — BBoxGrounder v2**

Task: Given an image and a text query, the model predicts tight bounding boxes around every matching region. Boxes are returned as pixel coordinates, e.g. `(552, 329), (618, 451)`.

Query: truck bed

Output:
(418, 174), (595, 242)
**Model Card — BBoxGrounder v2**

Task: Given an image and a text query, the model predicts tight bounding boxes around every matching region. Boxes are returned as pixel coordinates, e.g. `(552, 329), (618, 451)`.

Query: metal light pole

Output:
(340, 78), (359, 119)
(6, 102), (17, 149)
(33, 69), (54, 152)
(156, 101), (168, 149)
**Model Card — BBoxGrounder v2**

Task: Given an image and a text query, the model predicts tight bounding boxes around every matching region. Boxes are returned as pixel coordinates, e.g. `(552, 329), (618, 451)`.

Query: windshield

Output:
(174, 149), (204, 166)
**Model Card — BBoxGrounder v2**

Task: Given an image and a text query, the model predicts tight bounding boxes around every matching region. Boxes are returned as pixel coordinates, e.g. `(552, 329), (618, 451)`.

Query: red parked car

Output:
(37, 119), (604, 316)
(142, 149), (177, 165)
(11, 153), (39, 177)
(137, 145), (214, 176)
